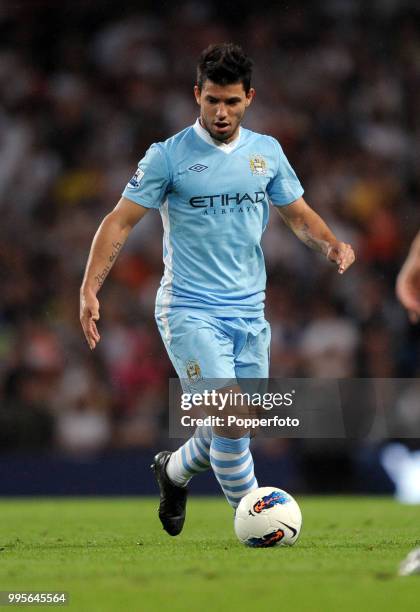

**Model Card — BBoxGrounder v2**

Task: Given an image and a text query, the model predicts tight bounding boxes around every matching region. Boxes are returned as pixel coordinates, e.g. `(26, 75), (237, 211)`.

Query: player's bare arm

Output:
(396, 230), (420, 323)
(275, 196), (355, 274)
(80, 197), (149, 349)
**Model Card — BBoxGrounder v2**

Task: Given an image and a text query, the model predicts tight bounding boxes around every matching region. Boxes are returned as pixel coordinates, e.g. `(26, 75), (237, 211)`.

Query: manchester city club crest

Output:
(185, 360), (202, 382)
(249, 154), (267, 176)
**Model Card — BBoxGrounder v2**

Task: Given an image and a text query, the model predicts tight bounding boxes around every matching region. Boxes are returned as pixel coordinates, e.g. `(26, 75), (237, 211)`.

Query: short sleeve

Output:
(122, 144), (171, 209)
(267, 139), (304, 206)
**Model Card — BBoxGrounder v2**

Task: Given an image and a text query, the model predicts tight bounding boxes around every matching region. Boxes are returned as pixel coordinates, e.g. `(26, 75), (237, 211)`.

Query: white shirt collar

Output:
(193, 118), (241, 154)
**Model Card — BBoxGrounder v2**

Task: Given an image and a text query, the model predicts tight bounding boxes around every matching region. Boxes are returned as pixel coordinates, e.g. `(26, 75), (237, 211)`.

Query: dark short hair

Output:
(197, 43), (253, 93)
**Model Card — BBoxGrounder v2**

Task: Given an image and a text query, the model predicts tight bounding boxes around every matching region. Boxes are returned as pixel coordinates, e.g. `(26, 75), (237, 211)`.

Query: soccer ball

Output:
(234, 487), (302, 547)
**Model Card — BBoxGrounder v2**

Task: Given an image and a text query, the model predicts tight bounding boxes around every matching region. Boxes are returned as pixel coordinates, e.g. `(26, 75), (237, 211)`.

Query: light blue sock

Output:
(166, 425), (212, 487)
(210, 434), (258, 508)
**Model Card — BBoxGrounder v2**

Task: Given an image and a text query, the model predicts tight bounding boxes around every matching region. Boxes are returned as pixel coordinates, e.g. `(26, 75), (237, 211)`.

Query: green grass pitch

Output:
(0, 497), (419, 611)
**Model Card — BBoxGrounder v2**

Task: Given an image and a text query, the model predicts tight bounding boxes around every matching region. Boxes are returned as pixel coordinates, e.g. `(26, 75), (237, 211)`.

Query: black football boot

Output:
(151, 451), (188, 536)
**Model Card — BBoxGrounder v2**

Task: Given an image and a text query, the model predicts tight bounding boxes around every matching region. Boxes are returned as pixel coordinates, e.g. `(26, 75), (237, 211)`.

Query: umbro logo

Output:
(189, 164), (208, 173)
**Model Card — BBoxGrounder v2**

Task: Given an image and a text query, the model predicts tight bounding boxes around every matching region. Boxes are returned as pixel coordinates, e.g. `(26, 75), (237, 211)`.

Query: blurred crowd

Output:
(0, 0), (419, 461)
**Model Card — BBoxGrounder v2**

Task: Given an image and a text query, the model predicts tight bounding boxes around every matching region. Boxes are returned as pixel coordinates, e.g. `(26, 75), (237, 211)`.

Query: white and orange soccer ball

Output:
(234, 487), (302, 547)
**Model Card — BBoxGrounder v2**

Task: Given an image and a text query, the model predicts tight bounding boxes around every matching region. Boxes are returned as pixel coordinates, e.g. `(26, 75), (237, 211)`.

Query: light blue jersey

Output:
(122, 119), (303, 320)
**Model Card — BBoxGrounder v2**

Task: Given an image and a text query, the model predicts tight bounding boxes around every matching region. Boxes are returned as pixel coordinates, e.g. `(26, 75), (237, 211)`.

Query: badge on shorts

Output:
(186, 360), (202, 382)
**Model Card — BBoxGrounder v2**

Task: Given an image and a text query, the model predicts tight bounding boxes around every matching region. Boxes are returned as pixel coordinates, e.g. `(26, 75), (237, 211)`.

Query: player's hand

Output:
(80, 290), (101, 349)
(327, 242), (355, 274)
(396, 259), (420, 323)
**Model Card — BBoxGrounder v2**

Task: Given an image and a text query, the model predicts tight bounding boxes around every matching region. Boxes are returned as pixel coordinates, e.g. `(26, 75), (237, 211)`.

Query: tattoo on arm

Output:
(109, 241), (122, 263)
(94, 241), (123, 288)
(278, 204), (335, 255)
(298, 223), (329, 254)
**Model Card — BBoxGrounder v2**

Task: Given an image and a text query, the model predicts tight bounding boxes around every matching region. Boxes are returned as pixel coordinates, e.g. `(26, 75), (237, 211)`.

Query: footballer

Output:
(80, 43), (355, 536)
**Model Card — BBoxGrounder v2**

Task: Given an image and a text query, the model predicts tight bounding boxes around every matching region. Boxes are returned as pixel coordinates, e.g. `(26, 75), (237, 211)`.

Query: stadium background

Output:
(0, 0), (419, 496)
